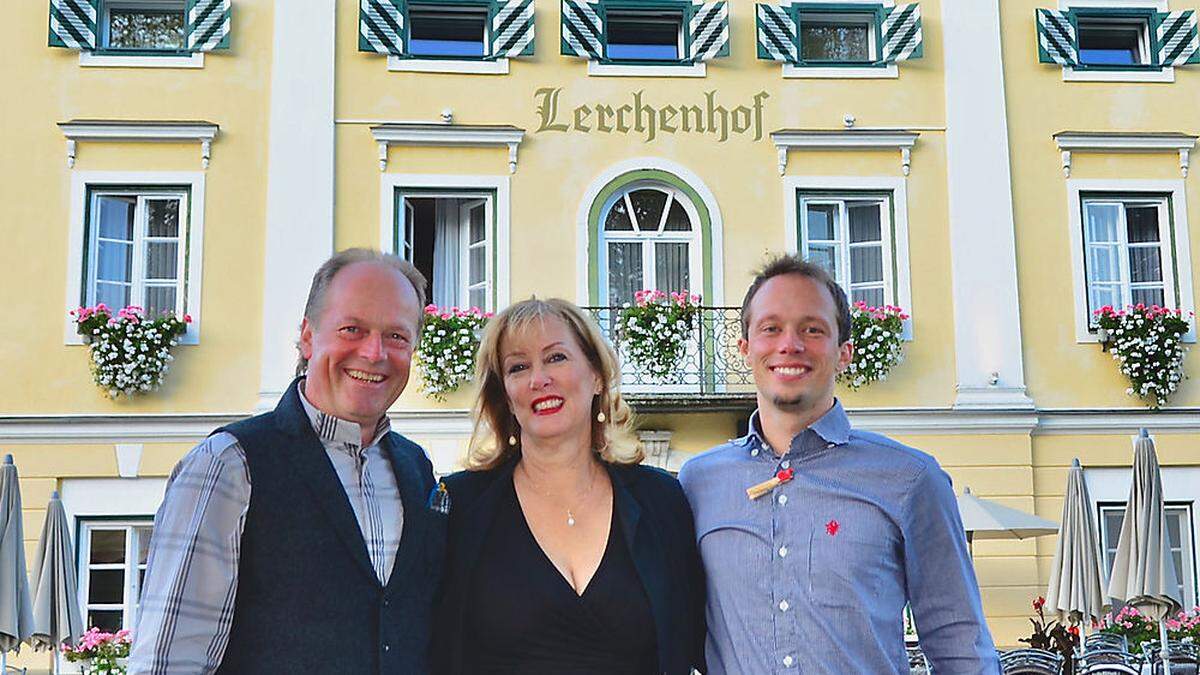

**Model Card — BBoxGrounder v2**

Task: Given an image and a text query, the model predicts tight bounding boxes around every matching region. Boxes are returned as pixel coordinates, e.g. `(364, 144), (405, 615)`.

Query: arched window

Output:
(599, 183), (702, 305)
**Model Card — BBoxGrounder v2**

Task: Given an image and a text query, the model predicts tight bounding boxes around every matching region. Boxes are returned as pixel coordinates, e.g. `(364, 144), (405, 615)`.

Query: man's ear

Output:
(836, 340), (854, 373)
(737, 337), (749, 362)
(299, 318), (314, 360)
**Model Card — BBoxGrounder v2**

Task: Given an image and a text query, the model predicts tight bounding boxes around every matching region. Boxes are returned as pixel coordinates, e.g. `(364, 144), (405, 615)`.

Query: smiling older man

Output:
(130, 249), (444, 675)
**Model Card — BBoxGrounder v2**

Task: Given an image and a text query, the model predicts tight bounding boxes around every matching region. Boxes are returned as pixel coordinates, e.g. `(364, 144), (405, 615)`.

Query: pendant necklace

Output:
(519, 462), (598, 527)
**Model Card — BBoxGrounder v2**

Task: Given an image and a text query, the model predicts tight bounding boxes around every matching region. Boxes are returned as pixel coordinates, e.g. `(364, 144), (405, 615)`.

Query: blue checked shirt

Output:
(678, 401), (1000, 674)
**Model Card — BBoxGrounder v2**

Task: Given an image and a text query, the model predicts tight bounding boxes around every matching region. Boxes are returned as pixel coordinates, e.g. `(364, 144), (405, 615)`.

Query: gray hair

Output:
(295, 248), (428, 376)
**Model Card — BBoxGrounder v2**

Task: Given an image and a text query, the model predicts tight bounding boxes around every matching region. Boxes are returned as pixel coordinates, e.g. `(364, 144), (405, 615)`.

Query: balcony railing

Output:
(583, 306), (755, 407)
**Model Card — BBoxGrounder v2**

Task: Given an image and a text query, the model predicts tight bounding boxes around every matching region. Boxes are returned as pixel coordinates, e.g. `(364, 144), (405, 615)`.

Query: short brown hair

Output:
(740, 254), (851, 344)
(295, 248), (428, 376)
(465, 298), (642, 471)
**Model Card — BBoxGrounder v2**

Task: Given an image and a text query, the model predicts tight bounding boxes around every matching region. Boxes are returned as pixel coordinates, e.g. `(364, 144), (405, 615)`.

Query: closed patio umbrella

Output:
(30, 490), (83, 659)
(1106, 429), (1181, 672)
(1045, 458), (1108, 627)
(0, 455), (34, 673)
(957, 487), (1059, 555)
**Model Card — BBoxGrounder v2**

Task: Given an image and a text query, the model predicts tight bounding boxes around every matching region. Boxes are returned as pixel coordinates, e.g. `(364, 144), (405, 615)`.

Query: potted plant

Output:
(1093, 304), (1193, 409)
(70, 304), (190, 398)
(1021, 596), (1079, 674)
(60, 627), (132, 674)
(416, 305), (491, 401)
(838, 302), (908, 390)
(617, 290), (701, 382)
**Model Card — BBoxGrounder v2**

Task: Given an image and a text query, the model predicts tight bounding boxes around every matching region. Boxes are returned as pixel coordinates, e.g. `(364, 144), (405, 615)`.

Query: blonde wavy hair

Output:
(465, 298), (643, 471)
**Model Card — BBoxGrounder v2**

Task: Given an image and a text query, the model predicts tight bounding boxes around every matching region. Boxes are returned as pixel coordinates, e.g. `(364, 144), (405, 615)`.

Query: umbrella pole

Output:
(1158, 618), (1171, 672)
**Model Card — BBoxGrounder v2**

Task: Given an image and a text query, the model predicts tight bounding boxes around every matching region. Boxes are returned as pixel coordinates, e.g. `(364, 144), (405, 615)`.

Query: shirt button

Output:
(778, 545), (789, 558)
(779, 599), (790, 612)
(780, 459), (790, 469)
(778, 494), (788, 506)
(750, 448), (759, 457)
(383, 644), (390, 652)
(783, 655), (794, 667)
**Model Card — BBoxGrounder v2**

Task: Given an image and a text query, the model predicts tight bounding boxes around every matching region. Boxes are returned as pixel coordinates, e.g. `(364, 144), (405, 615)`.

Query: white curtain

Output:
(433, 200), (461, 308)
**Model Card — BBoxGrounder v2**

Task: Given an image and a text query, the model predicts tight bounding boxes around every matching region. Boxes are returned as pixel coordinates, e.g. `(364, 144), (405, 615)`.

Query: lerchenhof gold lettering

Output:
(533, 87), (769, 143)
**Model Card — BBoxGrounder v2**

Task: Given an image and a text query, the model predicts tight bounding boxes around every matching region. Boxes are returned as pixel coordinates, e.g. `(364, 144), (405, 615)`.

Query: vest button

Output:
(383, 644), (390, 652)
(383, 598), (390, 607)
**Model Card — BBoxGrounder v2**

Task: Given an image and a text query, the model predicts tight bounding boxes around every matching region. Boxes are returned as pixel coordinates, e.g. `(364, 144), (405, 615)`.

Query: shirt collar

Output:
(297, 380), (391, 450)
(737, 399), (851, 454)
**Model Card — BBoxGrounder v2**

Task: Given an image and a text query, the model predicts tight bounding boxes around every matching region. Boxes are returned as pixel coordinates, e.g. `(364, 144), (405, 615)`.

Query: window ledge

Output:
(387, 56), (510, 75)
(1076, 331), (1196, 344)
(65, 329), (200, 347)
(783, 63), (898, 79)
(79, 52), (204, 69)
(1062, 65), (1174, 83)
(587, 61), (707, 78)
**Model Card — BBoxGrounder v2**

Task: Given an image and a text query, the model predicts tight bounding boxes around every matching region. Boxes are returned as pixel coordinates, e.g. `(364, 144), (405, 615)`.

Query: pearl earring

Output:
(508, 434), (518, 446)
(597, 411), (606, 423)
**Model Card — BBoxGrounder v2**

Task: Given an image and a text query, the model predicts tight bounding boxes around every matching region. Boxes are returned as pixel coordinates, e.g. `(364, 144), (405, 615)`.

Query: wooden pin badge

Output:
(747, 467), (796, 500)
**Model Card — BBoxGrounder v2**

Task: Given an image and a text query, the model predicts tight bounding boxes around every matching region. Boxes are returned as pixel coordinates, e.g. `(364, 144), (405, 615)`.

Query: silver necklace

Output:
(519, 462), (598, 527)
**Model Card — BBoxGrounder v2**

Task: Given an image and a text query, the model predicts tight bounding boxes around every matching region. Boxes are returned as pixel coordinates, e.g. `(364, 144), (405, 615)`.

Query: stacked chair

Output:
(1139, 641), (1199, 675)
(999, 648), (1066, 674)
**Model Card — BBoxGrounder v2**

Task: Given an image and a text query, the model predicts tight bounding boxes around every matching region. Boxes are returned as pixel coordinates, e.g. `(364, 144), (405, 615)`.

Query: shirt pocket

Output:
(806, 522), (899, 610)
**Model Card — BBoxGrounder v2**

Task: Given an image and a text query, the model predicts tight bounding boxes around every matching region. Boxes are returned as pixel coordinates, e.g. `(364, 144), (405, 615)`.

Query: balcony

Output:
(583, 306), (756, 411)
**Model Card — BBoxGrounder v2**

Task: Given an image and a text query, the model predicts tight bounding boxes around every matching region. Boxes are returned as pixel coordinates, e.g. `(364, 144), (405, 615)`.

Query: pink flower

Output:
(440, 313), (452, 320)
(899, 314), (910, 320)
(183, 314), (193, 323)
(424, 304), (439, 315)
(484, 312), (494, 318)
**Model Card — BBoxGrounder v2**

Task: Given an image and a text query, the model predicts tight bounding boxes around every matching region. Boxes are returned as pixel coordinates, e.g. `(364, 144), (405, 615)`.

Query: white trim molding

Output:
(378, 173), (512, 309)
(1054, 132), (1198, 178)
(770, 129), (918, 176)
(63, 171), (207, 346)
(1065, 178), (1196, 342)
(781, 175), (914, 339)
(388, 56), (510, 74)
(58, 120), (219, 169)
(574, 157), (726, 306)
(782, 64), (898, 79)
(371, 123), (526, 174)
(79, 52), (205, 69)
(587, 62), (708, 77)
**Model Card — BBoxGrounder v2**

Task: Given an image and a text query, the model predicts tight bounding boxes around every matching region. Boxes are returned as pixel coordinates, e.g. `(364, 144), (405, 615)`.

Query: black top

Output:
(433, 460), (706, 675)
(466, 476), (656, 674)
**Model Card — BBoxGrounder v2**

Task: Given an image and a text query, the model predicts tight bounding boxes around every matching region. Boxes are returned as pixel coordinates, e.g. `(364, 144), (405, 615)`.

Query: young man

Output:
(679, 254), (999, 674)
(130, 249), (443, 674)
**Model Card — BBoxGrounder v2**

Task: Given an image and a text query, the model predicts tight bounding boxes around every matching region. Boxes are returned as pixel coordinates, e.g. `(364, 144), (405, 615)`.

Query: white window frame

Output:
(1066, 179), (1196, 343)
(797, 195), (893, 309)
(378, 173), (511, 309)
(590, 8), (707, 78)
(77, 519), (154, 632)
(1086, 464), (1200, 612)
(85, 189), (190, 319)
(597, 182), (704, 306)
(782, 0), (897, 78)
(1076, 16), (1151, 66)
(604, 7), (686, 62)
(1058, 0), (1175, 82)
(1098, 502), (1196, 610)
(99, 0), (187, 49)
(797, 11), (878, 64)
(80, 0), (205, 69)
(1079, 197), (1172, 318)
(64, 171), (206, 346)
(783, 175), (914, 339)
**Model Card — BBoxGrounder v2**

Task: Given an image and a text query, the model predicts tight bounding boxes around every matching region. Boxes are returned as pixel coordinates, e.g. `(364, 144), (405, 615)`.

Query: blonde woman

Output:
(432, 298), (705, 675)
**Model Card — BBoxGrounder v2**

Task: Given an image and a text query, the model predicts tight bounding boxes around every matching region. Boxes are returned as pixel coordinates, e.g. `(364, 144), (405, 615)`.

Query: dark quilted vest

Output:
(214, 381), (444, 674)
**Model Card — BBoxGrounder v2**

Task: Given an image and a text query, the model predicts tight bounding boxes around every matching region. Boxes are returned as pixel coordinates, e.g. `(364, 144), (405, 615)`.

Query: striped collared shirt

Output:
(678, 401), (1000, 675)
(129, 386), (404, 675)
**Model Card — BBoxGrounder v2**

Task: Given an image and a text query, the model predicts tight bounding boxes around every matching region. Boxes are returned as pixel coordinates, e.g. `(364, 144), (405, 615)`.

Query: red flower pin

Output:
(826, 519), (840, 536)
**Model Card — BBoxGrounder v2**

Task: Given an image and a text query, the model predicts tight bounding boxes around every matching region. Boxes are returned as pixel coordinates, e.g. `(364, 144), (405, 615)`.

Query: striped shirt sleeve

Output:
(128, 432), (250, 675)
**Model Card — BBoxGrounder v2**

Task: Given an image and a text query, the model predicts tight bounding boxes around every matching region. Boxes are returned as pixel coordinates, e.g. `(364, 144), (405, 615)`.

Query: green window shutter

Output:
(1157, 10), (1200, 66)
(756, 3), (796, 63)
(359, 0), (407, 55)
(689, 1), (729, 61)
(561, 0), (603, 59)
(187, 0), (231, 52)
(1036, 8), (1077, 66)
(48, 0), (97, 50)
(492, 0), (535, 57)
(881, 3), (922, 62)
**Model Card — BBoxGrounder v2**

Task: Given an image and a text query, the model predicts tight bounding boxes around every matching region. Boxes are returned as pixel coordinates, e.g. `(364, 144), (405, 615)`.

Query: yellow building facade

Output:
(1, 0), (1199, 666)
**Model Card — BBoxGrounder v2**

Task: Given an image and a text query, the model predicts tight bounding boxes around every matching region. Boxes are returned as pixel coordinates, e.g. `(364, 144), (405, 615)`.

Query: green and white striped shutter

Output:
(881, 3), (922, 62)
(689, 1), (729, 61)
(48, 0), (97, 50)
(1157, 10), (1200, 66)
(187, 0), (231, 51)
(561, 0), (603, 59)
(1036, 8), (1077, 66)
(492, 0), (535, 57)
(756, 3), (797, 63)
(359, 0), (407, 55)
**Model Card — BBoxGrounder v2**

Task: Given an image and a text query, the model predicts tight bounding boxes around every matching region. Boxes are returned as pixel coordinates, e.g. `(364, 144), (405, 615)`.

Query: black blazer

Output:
(432, 459), (706, 675)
